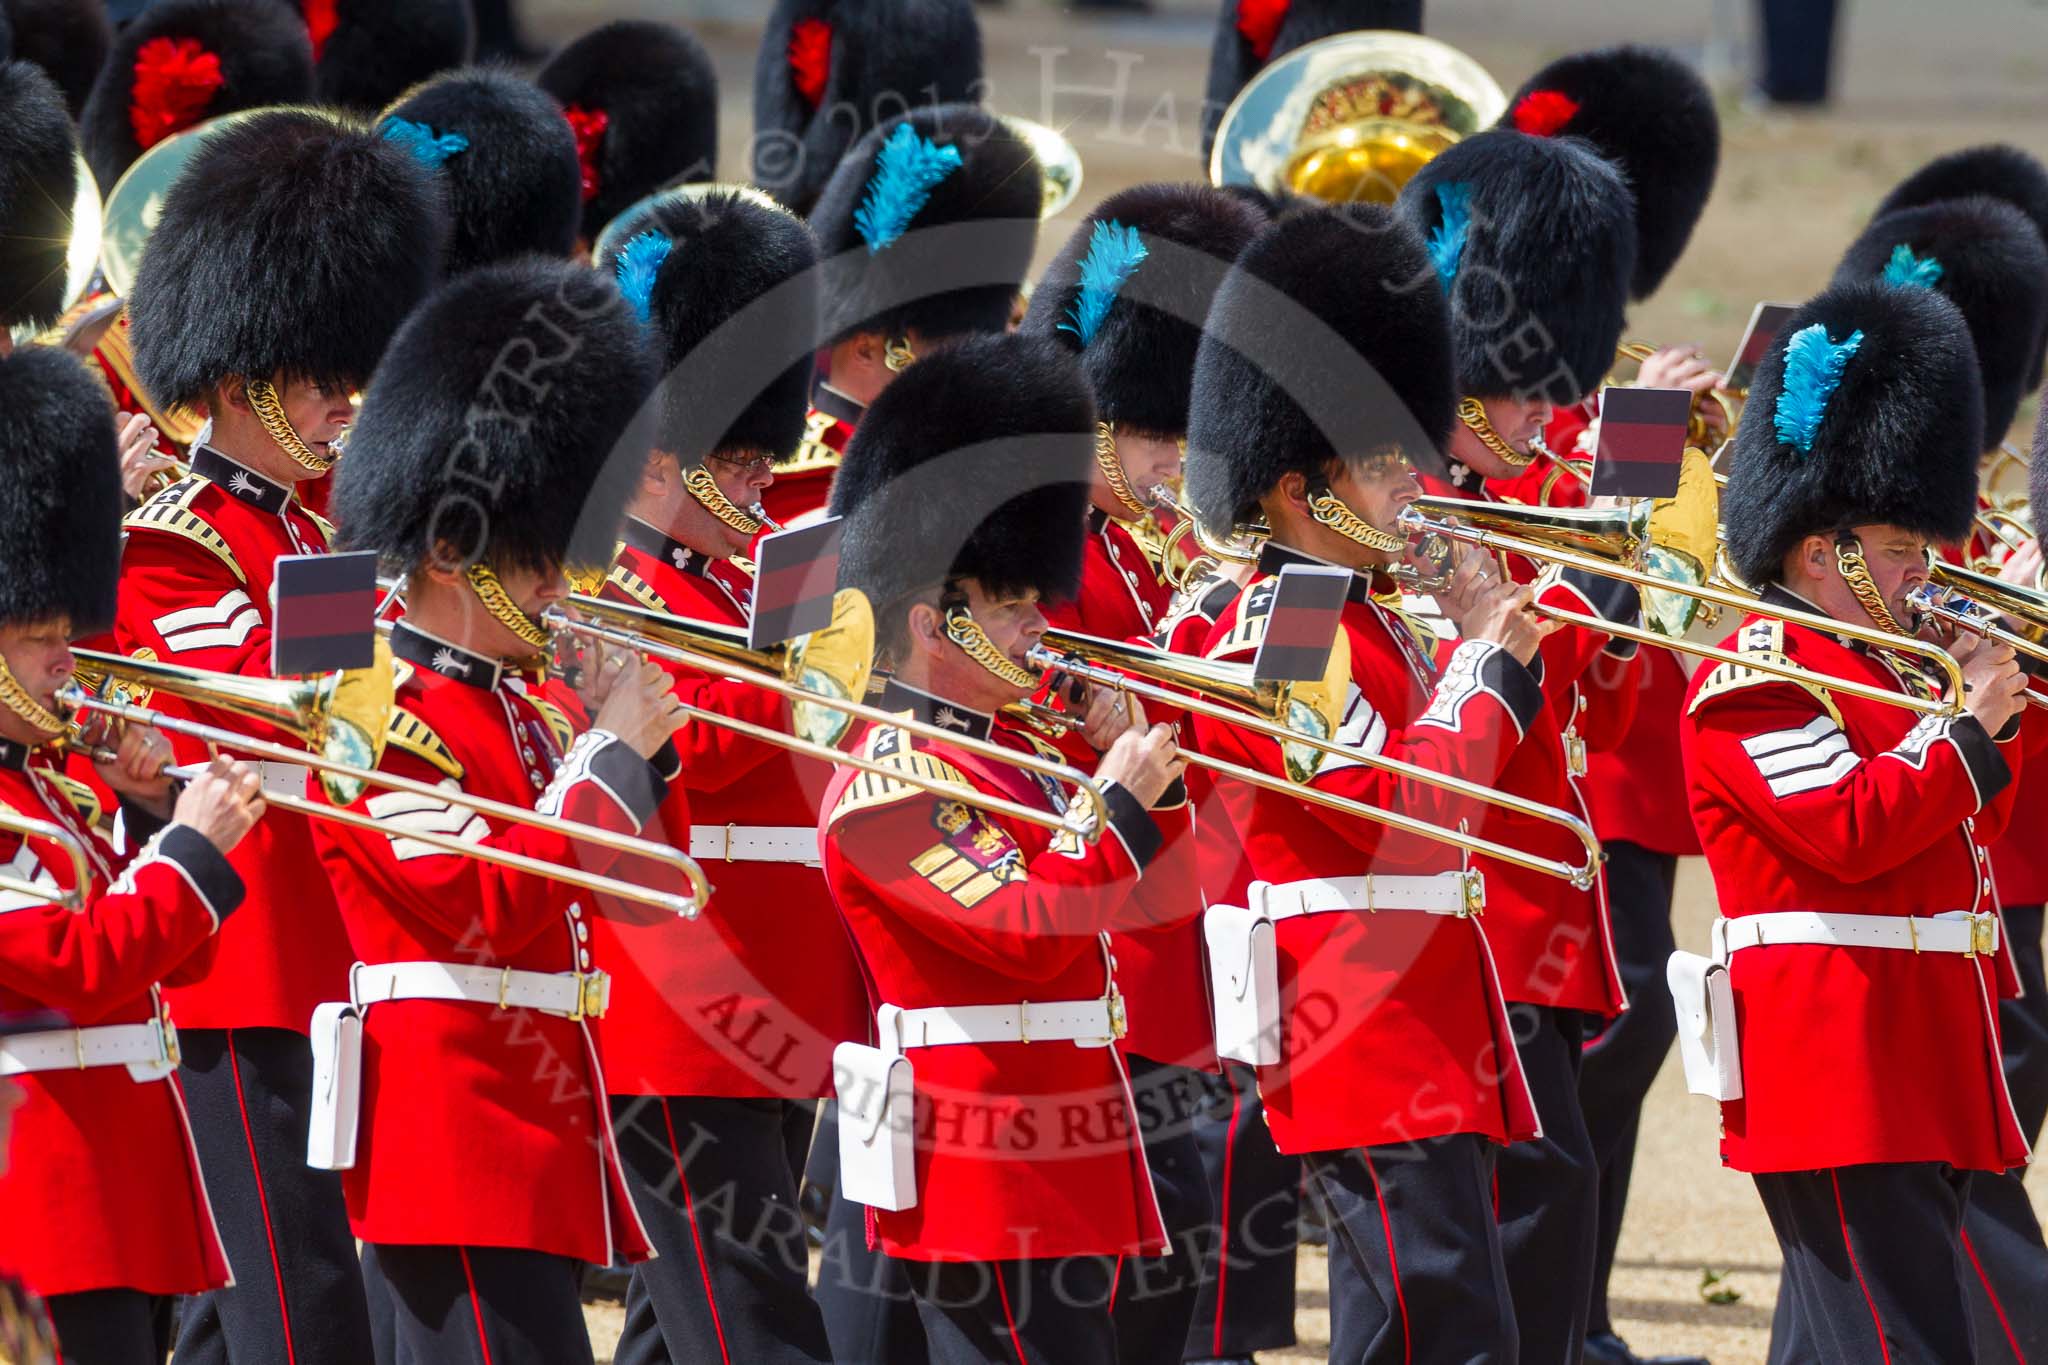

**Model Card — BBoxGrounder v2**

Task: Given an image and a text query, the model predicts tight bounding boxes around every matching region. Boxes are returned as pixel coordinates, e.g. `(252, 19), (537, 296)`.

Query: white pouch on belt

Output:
(307, 1001), (363, 1171)
(1667, 951), (1742, 1101)
(1205, 900), (1279, 1067)
(834, 1027), (917, 1212)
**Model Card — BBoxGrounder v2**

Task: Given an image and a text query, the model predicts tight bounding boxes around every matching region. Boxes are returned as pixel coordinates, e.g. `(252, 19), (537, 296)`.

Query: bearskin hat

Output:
(1201, 0), (1424, 160)
(2028, 385), (2048, 515)
(1501, 46), (1718, 299)
(0, 61), (79, 333)
(337, 259), (656, 575)
(600, 188), (819, 464)
(1023, 182), (1267, 438)
(380, 69), (582, 275)
(536, 22), (718, 242)
(1876, 144), (2048, 392)
(2, 0), (110, 117)
(1831, 198), (2048, 447)
(1397, 128), (1636, 405)
(80, 0), (313, 194)
(1185, 202), (1455, 533)
(303, 0), (473, 115)
(1723, 280), (1982, 588)
(0, 347), (121, 629)
(127, 109), (445, 411)
(832, 333), (1094, 615)
(752, 0), (982, 215)
(811, 104), (1041, 346)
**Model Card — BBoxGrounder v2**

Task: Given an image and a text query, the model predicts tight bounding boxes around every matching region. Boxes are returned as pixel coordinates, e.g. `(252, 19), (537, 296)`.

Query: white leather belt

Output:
(1716, 910), (1999, 960)
(351, 960), (610, 1021)
(686, 823), (821, 865)
(1251, 871), (1484, 921)
(0, 1019), (179, 1081)
(880, 995), (1127, 1050)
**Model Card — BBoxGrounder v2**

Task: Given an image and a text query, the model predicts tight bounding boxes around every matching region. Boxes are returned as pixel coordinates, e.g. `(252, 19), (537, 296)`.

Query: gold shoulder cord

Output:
(944, 608), (1038, 688)
(464, 564), (552, 652)
(682, 465), (766, 536)
(1457, 397), (1535, 470)
(246, 379), (336, 474)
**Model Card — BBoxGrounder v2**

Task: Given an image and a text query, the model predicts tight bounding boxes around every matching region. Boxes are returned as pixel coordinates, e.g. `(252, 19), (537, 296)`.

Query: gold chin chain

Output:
(246, 379), (335, 474)
(0, 657), (65, 741)
(1309, 493), (1406, 554)
(682, 466), (766, 536)
(944, 608), (1039, 689)
(1834, 537), (1907, 636)
(1457, 397), (1534, 470)
(883, 336), (917, 373)
(1094, 422), (1152, 518)
(465, 563), (553, 652)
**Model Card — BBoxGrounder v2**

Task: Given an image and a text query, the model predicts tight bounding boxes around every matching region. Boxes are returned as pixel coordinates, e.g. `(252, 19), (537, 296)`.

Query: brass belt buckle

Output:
(1459, 870), (1486, 917)
(723, 823), (736, 863)
(1971, 914), (1997, 959)
(1107, 986), (1128, 1041)
(1563, 726), (1588, 778)
(159, 1008), (180, 1068)
(574, 969), (610, 1021)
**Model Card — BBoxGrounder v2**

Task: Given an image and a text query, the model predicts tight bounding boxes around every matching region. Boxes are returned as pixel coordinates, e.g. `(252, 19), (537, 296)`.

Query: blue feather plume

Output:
(852, 123), (964, 255)
(1881, 243), (1945, 290)
(1425, 182), (1473, 294)
(1772, 323), (1865, 452)
(1057, 221), (1149, 347)
(380, 117), (469, 170)
(615, 231), (673, 326)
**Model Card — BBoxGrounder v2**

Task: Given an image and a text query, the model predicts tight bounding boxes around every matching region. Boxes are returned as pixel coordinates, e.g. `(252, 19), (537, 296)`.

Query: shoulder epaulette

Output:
(385, 706), (464, 781)
(775, 408), (846, 478)
(828, 727), (978, 827)
(1689, 617), (1844, 727)
(301, 508), (338, 547)
(606, 564), (668, 614)
(124, 481), (245, 583)
(39, 773), (104, 832)
(1208, 579), (1276, 660)
(525, 695), (578, 755)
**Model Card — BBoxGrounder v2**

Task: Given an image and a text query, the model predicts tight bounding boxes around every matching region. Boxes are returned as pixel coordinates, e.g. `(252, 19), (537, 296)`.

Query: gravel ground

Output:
(542, 1), (2048, 1358)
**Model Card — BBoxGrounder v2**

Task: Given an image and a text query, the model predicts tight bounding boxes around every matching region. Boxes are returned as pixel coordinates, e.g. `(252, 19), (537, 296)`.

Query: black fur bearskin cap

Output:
(0, 347), (121, 630)
(0, 60), (80, 333)
(308, 0), (473, 115)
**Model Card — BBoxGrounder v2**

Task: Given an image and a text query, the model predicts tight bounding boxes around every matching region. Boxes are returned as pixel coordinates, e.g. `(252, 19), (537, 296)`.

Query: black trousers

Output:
(815, 1130), (931, 1365)
(905, 1254), (1118, 1365)
(44, 1289), (170, 1365)
(1308, 1135), (1516, 1364)
(1755, 0), (1841, 103)
(608, 1094), (831, 1365)
(360, 1242), (589, 1365)
(171, 1026), (371, 1365)
(1757, 1164), (1976, 1364)
(1496, 1003), (1598, 1365)
(1182, 1060), (1300, 1359)
(1112, 1056), (1215, 1364)
(1577, 844), (1681, 1339)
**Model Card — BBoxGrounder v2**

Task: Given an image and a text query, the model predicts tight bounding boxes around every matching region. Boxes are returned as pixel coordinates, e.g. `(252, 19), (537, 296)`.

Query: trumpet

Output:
(1028, 627), (1603, 888)
(549, 591), (1116, 844)
(0, 810), (95, 911)
(1395, 480), (1972, 717)
(63, 651), (710, 918)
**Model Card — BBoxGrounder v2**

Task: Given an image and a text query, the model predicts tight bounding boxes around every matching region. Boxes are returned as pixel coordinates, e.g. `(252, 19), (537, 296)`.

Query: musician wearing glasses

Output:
(820, 333), (1188, 1364)
(0, 345), (271, 1365)
(1680, 281), (2033, 1362)
(768, 104), (1044, 530)
(110, 110), (441, 1365)
(1179, 202), (1556, 1364)
(589, 190), (864, 1364)
(316, 259), (687, 1365)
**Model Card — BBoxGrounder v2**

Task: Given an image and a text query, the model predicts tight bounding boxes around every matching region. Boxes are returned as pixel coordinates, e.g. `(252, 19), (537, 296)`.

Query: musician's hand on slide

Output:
(92, 722), (176, 816)
(1951, 632), (2027, 734)
(173, 756), (266, 856)
(1096, 721), (1184, 811)
(1076, 684), (1146, 754)
(594, 657), (689, 758)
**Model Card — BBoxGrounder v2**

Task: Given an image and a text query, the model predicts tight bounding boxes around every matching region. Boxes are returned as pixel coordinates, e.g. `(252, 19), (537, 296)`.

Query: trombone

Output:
(548, 591), (1115, 844)
(1396, 482), (1971, 718)
(1027, 627), (1603, 889)
(1613, 341), (1742, 457)
(1149, 485), (1268, 593)
(0, 809), (95, 912)
(63, 650), (710, 918)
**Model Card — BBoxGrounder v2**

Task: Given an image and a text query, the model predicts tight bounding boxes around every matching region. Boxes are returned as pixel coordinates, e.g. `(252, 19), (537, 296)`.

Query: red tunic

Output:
(311, 623), (669, 1263)
(1194, 554), (1543, 1154)
(592, 526), (867, 1099)
(819, 682), (1172, 1262)
(1043, 511), (1177, 643)
(0, 748), (240, 1297)
(1682, 593), (2029, 1172)
(1581, 650), (1701, 856)
(113, 447), (352, 1034)
(759, 388), (859, 530)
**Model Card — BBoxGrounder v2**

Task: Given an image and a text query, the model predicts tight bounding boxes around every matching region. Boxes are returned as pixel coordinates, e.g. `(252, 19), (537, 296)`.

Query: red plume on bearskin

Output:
(1510, 89), (1579, 138)
(300, 0), (337, 59)
(563, 103), (607, 203)
(128, 35), (222, 150)
(1234, 0), (1289, 62)
(788, 18), (830, 109)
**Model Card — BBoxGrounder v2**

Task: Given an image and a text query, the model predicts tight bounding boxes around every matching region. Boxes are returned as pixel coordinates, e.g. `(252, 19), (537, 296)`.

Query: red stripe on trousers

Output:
(994, 1263), (1030, 1365)
(1830, 1169), (1892, 1364)
(1211, 1069), (1244, 1356)
(459, 1247), (495, 1365)
(227, 1027), (299, 1365)
(1363, 1152), (1413, 1365)
(661, 1098), (732, 1364)
(1961, 1226), (2027, 1362)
